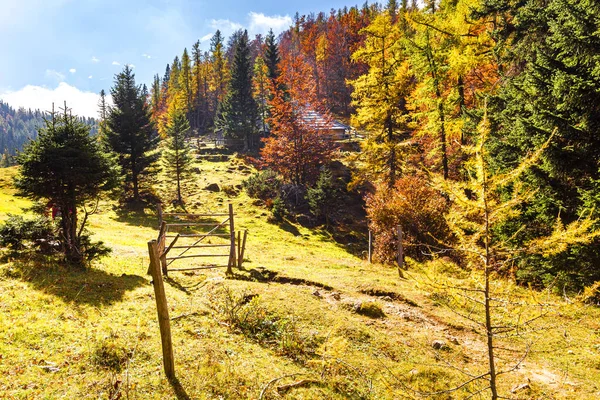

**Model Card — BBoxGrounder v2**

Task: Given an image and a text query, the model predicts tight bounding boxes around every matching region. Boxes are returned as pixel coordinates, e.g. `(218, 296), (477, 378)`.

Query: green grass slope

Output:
(0, 158), (599, 399)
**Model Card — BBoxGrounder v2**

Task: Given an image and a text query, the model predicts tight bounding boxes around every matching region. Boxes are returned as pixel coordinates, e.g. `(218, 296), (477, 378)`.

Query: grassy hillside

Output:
(1, 158), (599, 400)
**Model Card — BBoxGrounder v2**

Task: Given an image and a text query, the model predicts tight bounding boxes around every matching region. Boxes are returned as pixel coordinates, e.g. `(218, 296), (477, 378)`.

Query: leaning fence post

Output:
(397, 225), (404, 277)
(238, 229), (247, 269)
(147, 239), (175, 380)
(237, 231), (241, 266)
(227, 203), (236, 275)
(157, 221), (168, 276)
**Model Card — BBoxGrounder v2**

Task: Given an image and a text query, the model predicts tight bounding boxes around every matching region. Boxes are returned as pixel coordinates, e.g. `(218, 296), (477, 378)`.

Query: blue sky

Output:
(0, 0), (355, 117)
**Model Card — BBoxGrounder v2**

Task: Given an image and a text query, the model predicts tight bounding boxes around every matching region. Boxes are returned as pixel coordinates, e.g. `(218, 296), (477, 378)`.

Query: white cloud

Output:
(210, 18), (243, 33)
(88, 75), (93, 79)
(91, 56), (100, 63)
(248, 12), (292, 35)
(69, 68), (76, 74)
(200, 13), (292, 47)
(200, 33), (214, 42)
(142, 53), (151, 59)
(45, 69), (65, 82)
(0, 82), (101, 118)
(127, 63), (135, 68)
(112, 61), (120, 66)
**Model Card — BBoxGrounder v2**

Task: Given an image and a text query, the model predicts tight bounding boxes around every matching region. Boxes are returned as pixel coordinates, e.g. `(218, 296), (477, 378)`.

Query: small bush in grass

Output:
(91, 338), (130, 372)
(270, 196), (288, 222)
(243, 169), (282, 201)
(208, 287), (315, 359)
(354, 301), (386, 319)
(307, 167), (341, 224)
(366, 175), (452, 263)
(579, 281), (600, 305)
(0, 214), (56, 253)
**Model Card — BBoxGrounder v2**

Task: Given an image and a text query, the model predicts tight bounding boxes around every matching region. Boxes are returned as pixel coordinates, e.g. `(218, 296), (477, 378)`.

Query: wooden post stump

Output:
(397, 225), (404, 278)
(147, 239), (175, 380)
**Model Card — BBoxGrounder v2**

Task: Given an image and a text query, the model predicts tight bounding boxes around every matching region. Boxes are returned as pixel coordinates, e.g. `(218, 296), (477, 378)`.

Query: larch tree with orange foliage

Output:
(261, 45), (334, 186)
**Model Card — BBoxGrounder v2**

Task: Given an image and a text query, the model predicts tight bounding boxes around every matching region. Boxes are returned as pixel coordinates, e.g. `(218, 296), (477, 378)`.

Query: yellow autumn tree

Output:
(348, 12), (415, 189)
(430, 107), (599, 399)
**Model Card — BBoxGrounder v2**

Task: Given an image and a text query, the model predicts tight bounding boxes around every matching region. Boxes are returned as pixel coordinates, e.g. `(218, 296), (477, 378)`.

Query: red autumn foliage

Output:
(261, 42), (334, 186)
(366, 175), (452, 263)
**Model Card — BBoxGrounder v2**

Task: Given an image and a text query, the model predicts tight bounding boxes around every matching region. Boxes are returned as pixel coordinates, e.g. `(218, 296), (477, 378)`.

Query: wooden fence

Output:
(153, 203), (247, 276)
(147, 203), (247, 380)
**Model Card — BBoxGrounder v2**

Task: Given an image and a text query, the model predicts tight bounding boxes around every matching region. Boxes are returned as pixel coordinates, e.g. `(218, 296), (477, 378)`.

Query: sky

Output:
(0, 0), (355, 118)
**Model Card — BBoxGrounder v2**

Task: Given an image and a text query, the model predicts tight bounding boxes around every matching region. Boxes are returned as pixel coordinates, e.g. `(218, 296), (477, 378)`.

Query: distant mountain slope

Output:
(0, 100), (98, 161)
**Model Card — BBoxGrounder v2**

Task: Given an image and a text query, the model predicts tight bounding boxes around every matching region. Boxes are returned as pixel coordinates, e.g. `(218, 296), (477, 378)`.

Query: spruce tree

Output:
(163, 107), (192, 205)
(15, 103), (120, 265)
(483, 0), (600, 289)
(216, 30), (257, 151)
(106, 65), (159, 203)
(97, 89), (109, 139)
(264, 29), (281, 81)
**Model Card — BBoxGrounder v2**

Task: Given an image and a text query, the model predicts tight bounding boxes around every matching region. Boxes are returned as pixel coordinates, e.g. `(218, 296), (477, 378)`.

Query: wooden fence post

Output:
(368, 230), (373, 263)
(157, 203), (164, 228)
(157, 221), (168, 276)
(227, 204), (236, 275)
(147, 240), (175, 380)
(237, 231), (241, 266)
(238, 230), (247, 269)
(397, 225), (404, 277)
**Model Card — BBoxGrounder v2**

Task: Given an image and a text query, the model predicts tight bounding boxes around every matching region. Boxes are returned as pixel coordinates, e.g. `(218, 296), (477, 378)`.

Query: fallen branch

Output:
(170, 312), (200, 321)
(258, 374), (306, 400)
(277, 379), (321, 394)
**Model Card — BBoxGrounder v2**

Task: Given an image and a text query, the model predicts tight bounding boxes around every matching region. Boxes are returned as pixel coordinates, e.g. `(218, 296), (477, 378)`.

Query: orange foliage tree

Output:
(261, 44), (334, 186)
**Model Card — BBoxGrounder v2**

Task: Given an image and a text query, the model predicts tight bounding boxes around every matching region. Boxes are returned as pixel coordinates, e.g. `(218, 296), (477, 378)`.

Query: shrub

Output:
(0, 215), (56, 252)
(366, 175), (452, 263)
(307, 167), (340, 224)
(354, 301), (385, 318)
(243, 169), (282, 201)
(91, 338), (131, 372)
(0, 214), (111, 263)
(579, 281), (600, 305)
(270, 196), (288, 223)
(207, 287), (314, 359)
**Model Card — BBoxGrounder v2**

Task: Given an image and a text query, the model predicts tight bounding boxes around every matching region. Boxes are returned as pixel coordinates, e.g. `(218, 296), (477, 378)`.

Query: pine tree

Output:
(105, 65), (159, 203)
(163, 107), (192, 205)
(264, 29), (281, 81)
(97, 89), (109, 139)
(216, 30), (258, 151)
(482, 0), (600, 289)
(15, 103), (120, 265)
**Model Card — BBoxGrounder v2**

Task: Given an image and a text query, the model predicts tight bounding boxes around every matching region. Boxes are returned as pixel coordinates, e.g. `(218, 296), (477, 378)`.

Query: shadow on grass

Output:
(164, 275), (210, 294)
(1, 254), (147, 306)
(169, 377), (191, 400)
(114, 207), (161, 230)
(228, 267), (334, 290)
(312, 224), (369, 258)
(277, 220), (301, 236)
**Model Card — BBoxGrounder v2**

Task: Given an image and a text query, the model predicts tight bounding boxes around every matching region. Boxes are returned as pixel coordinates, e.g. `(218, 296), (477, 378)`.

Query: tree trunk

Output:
(387, 113), (396, 188)
(457, 75), (466, 145)
(132, 157), (139, 202)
